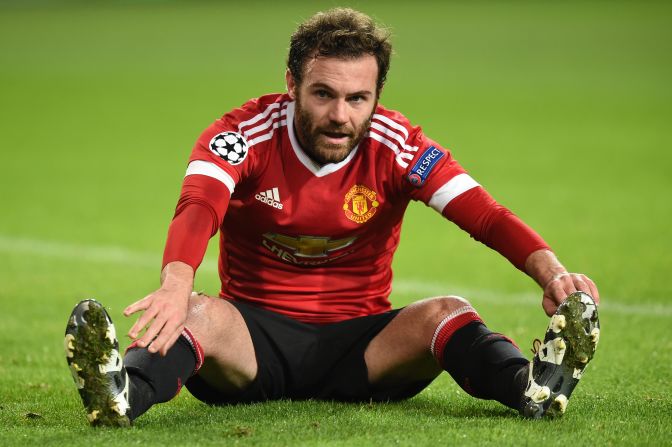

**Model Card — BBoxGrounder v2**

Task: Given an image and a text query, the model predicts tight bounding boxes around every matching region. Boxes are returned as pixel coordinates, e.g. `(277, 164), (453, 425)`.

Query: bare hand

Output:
(542, 272), (600, 316)
(124, 261), (194, 356)
(525, 250), (600, 316)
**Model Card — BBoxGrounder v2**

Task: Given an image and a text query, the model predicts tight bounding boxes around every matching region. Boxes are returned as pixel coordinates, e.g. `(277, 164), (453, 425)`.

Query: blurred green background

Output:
(1, 1), (671, 445)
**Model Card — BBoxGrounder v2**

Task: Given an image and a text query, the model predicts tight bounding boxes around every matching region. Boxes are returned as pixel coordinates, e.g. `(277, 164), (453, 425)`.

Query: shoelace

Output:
(531, 338), (542, 355)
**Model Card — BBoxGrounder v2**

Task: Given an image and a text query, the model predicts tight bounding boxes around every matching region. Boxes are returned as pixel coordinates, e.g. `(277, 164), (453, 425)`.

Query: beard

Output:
(293, 96), (373, 166)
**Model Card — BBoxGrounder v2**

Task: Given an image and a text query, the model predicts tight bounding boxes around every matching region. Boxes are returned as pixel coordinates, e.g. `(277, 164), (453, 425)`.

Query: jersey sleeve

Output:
(162, 175), (231, 270)
(378, 109), (550, 271)
(162, 95), (285, 271)
(161, 115), (248, 271)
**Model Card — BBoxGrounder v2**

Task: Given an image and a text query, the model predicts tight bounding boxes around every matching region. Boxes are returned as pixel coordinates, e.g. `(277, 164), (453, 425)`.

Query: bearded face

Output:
(293, 92), (374, 165)
(287, 55), (379, 165)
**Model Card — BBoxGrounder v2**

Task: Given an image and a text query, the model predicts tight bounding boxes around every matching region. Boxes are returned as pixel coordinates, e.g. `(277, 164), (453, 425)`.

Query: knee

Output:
(185, 293), (210, 328)
(401, 296), (476, 344)
(184, 294), (235, 336)
(418, 296), (482, 363)
(412, 295), (474, 325)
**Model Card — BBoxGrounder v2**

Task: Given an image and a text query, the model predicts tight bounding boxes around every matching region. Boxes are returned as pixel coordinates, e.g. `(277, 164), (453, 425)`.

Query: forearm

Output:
(524, 249), (567, 289)
(160, 261), (195, 292)
(442, 187), (549, 270)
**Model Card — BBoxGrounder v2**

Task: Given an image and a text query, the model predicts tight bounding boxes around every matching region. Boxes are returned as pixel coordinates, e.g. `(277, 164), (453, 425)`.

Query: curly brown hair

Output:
(287, 8), (392, 94)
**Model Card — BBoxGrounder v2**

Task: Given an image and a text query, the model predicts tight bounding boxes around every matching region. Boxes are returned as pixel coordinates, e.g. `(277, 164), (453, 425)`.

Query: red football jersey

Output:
(166, 93), (549, 323)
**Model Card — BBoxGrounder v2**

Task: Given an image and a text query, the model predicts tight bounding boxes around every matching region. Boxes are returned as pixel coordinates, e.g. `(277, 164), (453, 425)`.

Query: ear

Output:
(285, 69), (297, 100)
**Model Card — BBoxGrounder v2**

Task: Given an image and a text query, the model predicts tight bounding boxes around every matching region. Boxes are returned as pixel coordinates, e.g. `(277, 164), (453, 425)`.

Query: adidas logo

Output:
(255, 187), (284, 210)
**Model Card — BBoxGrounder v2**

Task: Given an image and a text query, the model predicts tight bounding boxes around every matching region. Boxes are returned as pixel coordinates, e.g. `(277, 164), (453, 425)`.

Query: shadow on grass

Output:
(139, 392), (519, 430)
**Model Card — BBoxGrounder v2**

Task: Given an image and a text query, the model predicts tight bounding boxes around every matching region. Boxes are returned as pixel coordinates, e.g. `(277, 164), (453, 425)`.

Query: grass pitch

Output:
(1, 1), (671, 445)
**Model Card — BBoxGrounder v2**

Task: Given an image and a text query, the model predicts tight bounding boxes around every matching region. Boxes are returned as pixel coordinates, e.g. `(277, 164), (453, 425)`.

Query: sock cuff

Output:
(181, 327), (204, 375)
(430, 306), (482, 366)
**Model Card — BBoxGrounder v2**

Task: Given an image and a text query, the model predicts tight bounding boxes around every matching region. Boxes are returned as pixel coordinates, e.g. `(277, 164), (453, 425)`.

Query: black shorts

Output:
(185, 299), (433, 405)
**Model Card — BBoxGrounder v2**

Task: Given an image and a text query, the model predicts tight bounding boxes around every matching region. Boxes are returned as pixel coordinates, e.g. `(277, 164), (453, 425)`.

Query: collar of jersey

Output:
(286, 101), (360, 177)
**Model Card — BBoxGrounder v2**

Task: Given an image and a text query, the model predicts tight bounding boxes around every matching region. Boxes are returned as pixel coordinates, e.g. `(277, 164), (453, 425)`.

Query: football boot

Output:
(64, 299), (131, 427)
(521, 291), (600, 418)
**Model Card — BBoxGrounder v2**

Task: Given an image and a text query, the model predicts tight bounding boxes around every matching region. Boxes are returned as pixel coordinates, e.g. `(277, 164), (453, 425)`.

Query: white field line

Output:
(0, 234), (217, 273)
(392, 279), (672, 317)
(1, 234), (670, 317)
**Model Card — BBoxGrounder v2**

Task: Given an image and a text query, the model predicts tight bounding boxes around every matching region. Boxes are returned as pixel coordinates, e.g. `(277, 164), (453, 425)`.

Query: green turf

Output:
(1, 0), (671, 445)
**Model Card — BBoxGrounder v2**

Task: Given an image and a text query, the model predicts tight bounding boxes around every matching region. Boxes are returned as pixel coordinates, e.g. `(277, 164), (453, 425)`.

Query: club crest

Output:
(343, 185), (379, 224)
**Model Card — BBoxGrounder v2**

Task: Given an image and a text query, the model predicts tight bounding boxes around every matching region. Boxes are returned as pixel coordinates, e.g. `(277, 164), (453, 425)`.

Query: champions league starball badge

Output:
(209, 132), (249, 165)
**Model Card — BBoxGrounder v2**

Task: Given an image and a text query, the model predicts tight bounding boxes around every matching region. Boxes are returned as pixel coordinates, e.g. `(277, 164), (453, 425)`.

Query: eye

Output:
(347, 95), (366, 104)
(315, 89), (331, 99)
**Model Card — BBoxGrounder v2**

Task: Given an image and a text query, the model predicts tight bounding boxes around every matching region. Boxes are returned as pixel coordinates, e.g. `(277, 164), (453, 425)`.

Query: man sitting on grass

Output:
(64, 7), (600, 426)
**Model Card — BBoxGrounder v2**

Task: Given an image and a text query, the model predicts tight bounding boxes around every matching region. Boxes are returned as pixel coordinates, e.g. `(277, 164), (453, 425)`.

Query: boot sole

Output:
(65, 299), (131, 427)
(522, 292), (600, 418)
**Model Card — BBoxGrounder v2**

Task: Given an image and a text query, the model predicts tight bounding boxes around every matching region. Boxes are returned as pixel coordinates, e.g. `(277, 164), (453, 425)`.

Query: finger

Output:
(137, 317), (167, 349)
(124, 295), (152, 317)
(583, 276), (600, 304)
(147, 316), (180, 354)
(128, 307), (158, 339)
(569, 274), (590, 294)
(546, 280), (569, 306)
(542, 295), (557, 316)
(556, 276), (578, 300)
(128, 307), (157, 339)
(157, 324), (185, 356)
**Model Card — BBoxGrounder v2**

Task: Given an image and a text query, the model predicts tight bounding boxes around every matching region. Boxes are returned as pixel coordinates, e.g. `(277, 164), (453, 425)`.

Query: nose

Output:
(328, 99), (348, 125)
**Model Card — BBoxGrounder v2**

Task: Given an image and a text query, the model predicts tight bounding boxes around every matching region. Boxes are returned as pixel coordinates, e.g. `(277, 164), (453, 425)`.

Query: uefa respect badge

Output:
(408, 146), (444, 186)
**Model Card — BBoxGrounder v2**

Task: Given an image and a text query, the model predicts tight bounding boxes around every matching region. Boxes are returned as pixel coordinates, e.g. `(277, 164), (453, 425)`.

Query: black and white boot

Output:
(64, 299), (131, 427)
(521, 292), (600, 418)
